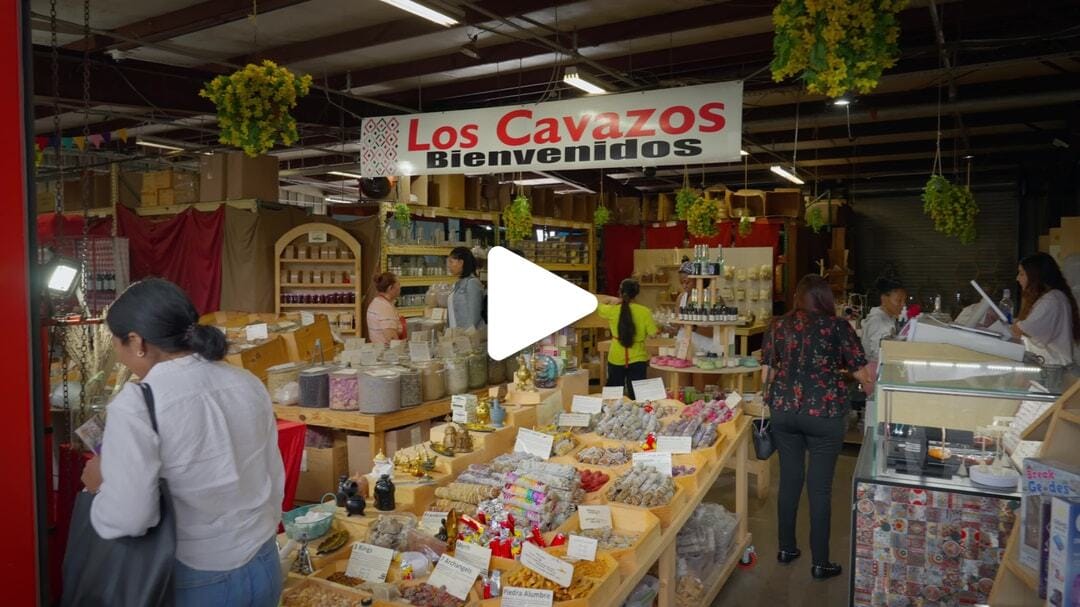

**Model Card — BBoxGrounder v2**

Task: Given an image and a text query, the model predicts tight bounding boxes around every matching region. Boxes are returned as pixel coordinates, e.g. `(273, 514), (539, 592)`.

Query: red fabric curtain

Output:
(644, 222), (686, 249)
(601, 224), (642, 296)
(735, 220), (781, 249)
(36, 213), (111, 243)
(276, 420), (306, 512)
(116, 205), (224, 314)
(688, 222), (735, 248)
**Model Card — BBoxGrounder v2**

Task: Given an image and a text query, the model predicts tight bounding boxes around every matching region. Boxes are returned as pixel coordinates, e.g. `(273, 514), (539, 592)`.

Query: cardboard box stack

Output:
(197, 152), (279, 203)
(141, 169), (197, 207)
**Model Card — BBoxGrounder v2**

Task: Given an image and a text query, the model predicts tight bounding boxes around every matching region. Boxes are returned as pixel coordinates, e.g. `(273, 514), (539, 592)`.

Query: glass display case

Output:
(850, 358), (1073, 607)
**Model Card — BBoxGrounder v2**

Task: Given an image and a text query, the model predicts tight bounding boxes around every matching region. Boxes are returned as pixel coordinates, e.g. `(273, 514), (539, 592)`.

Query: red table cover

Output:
(276, 420), (306, 512)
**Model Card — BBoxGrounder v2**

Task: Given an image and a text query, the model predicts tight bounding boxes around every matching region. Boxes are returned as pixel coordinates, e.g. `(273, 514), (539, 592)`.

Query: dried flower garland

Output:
(687, 197), (719, 238)
(200, 60), (312, 157)
(771, 0), (907, 98)
(503, 193), (533, 242)
(922, 175), (977, 244)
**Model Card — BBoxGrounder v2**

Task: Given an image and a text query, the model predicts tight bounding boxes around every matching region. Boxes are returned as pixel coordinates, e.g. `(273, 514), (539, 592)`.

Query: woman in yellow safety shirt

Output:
(597, 278), (658, 399)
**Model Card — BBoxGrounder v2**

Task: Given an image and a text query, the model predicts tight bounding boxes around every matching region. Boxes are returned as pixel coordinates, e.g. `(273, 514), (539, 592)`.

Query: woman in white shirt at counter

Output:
(80, 278), (285, 607)
(1010, 252), (1080, 366)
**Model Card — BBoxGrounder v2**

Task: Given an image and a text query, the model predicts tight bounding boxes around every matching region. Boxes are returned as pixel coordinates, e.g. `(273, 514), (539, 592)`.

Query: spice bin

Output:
(358, 368), (402, 414)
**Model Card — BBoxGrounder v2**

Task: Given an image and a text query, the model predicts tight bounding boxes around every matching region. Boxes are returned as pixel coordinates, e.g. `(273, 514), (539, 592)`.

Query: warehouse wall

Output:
(849, 176), (1020, 313)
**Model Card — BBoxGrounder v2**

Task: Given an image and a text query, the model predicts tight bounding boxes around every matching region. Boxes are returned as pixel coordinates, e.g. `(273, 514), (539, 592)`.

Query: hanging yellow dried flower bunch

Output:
(200, 60), (313, 157)
(770, 0), (907, 98)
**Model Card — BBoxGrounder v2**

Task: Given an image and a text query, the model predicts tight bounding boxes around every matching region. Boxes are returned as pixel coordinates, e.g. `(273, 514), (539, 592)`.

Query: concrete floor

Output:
(707, 446), (860, 607)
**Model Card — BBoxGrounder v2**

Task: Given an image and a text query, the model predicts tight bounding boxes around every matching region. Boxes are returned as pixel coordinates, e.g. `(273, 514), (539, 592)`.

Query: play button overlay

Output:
(487, 246), (598, 361)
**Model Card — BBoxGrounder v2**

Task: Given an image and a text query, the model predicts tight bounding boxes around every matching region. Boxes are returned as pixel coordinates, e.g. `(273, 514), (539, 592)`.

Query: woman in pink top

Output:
(367, 272), (403, 344)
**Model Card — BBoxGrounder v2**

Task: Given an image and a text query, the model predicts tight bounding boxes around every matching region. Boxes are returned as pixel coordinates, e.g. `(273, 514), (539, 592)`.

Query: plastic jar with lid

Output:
(267, 362), (309, 403)
(444, 357), (469, 395)
(298, 366), (334, 408)
(399, 367), (422, 408)
(418, 361), (446, 402)
(467, 352), (487, 389)
(358, 369), (402, 414)
(329, 368), (360, 410)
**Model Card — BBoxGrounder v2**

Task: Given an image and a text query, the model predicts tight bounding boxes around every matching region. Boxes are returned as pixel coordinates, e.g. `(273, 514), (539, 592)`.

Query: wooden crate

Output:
(430, 174), (465, 210)
(764, 189), (803, 218)
(550, 503), (662, 575)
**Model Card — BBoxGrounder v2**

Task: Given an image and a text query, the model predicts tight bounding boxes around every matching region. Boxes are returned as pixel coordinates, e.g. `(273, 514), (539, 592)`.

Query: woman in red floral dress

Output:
(762, 274), (875, 580)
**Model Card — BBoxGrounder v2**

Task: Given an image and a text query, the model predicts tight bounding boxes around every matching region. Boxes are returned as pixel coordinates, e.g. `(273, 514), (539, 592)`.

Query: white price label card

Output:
(633, 451), (673, 476)
(300, 311), (315, 326)
(431, 308), (447, 321)
(427, 555), (482, 601)
(345, 543), (394, 582)
(300, 449), (308, 473)
(656, 435), (693, 454)
(632, 378), (667, 402)
(558, 413), (591, 428)
(502, 587), (554, 607)
(567, 535), (598, 561)
(307, 231), (328, 243)
(571, 394), (603, 414)
(452, 408), (470, 424)
(420, 511), (448, 534)
(725, 391), (743, 409)
(454, 540), (492, 573)
(578, 505), (612, 530)
(514, 428), (554, 460)
(409, 341), (432, 362)
(520, 542), (573, 588)
(245, 323), (269, 341)
(600, 386), (624, 401)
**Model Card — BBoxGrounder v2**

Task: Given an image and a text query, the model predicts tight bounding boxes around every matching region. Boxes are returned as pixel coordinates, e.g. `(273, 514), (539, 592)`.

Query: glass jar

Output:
(418, 361), (446, 402)
(467, 352), (487, 389)
(399, 367), (422, 408)
(445, 357), (469, 395)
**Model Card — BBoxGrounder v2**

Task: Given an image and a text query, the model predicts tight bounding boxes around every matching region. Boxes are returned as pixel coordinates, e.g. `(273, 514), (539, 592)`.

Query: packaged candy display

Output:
(329, 369), (360, 411)
(368, 515), (416, 551)
(298, 366), (332, 408)
(595, 402), (661, 441)
(399, 367), (422, 408)
(577, 527), (639, 550)
(675, 503), (740, 607)
(445, 358), (469, 395)
(479, 453), (584, 530)
(358, 369), (402, 414)
(672, 465), (696, 477)
(400, 583), (466, 607)
(418, 362), (446, 402)
(576, 446), (633, 467)
(607, 465), (676, 507)
(467, 353), (487, 389)
(579, 469), (610, 493)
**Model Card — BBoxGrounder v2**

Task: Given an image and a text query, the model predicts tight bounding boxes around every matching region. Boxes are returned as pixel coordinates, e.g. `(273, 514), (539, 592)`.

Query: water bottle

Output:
(999, 289), (1014, 323)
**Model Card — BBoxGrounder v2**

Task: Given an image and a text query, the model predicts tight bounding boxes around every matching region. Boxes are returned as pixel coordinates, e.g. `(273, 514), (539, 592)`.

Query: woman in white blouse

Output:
(80, 279), (284, 606)
(1010, 253), (1080, 366)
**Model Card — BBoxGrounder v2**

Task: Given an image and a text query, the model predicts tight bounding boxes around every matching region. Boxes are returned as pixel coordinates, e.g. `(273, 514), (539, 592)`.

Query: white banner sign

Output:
(361, 82), (743, 176)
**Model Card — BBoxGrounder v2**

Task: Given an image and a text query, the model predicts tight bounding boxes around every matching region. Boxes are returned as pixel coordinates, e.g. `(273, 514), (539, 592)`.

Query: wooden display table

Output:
(649, 362), (758, 394)
(506, 368), (589, 407)
(273, 388), (487, 460)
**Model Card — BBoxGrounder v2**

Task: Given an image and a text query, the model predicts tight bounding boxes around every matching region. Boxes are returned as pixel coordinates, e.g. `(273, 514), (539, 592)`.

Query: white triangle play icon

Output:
(487, 246), (598, 361)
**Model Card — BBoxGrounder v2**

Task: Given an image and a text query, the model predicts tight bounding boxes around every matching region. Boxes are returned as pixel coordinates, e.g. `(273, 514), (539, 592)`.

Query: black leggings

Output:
(771, 409), (846, 565)
(606, 361), (648, 400)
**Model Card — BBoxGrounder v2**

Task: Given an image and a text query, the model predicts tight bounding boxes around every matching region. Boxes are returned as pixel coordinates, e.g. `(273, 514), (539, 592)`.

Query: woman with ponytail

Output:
(597, 278), (657, 399)
(79, 279), (284, 606)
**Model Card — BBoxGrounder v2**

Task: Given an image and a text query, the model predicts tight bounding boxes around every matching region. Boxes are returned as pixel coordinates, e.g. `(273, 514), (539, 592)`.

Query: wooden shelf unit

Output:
(274, 223), (362, 337)
(990, 380), (1080, 606)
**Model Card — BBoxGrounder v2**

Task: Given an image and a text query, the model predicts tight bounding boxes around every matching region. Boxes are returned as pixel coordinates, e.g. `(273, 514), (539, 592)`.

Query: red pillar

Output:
(0, 1), (46, 604)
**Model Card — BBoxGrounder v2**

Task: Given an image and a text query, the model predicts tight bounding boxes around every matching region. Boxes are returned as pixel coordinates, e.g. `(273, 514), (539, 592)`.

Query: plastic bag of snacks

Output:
(675, 502), (739, 603)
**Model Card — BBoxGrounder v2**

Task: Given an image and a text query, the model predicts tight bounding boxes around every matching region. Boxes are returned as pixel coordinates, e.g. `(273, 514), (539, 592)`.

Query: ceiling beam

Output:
(64, 0), (312, 53)
(218, 0), (577, 70)
(329, 1), (776, 92)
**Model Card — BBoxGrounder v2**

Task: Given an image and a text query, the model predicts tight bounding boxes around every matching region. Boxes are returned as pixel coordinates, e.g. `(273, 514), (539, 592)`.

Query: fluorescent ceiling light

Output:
(136, 140), (184, 152)
(563, 67), (607, 95)
(377, 0), (460, 26)
(833, 97), (851, 106)
(770, 165), (805, 185)
(325, 196), (355, 204)
(328, 171), (364, 179)
(502, 178), (563, 186)
(740, 149), (749, 156)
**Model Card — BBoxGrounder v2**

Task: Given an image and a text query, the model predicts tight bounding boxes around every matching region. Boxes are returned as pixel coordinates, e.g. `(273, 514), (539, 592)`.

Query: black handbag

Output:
(753, 341), (777, 460)
(62, 383), (177, 607)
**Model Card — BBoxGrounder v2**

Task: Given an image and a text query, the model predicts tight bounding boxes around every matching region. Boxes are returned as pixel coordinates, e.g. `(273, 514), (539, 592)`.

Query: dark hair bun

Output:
(188, 324), (227, 361)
